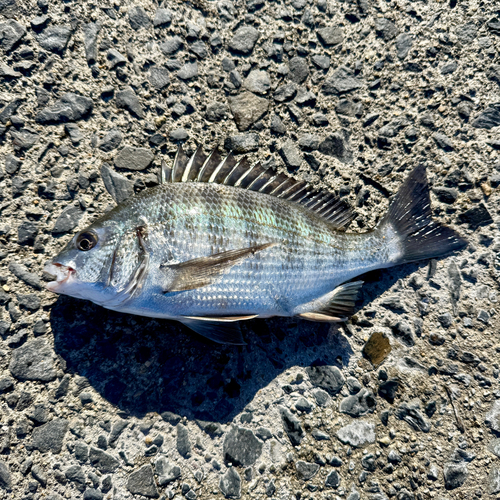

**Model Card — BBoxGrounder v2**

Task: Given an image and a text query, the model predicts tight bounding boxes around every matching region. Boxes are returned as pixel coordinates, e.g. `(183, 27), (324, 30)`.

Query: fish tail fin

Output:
(378, 164), (467, 264)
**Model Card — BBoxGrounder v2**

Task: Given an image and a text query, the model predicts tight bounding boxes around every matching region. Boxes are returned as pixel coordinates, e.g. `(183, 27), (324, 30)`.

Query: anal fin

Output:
(179, 317), (247, 345)
(294, 281), (364, 322)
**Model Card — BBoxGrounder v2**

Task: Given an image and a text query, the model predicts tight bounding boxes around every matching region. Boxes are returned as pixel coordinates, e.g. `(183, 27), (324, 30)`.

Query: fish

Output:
(45, 146), (467, 345)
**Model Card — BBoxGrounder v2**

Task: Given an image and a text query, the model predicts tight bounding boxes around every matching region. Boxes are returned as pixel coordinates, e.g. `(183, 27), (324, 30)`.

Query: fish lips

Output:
(44, 262), (77, 293)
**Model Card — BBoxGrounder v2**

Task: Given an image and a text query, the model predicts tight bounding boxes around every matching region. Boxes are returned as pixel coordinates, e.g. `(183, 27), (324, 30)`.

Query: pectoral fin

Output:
(294, 281), (364, 322)
(179, 317), (249, 345)
(161, 243), (276, 293)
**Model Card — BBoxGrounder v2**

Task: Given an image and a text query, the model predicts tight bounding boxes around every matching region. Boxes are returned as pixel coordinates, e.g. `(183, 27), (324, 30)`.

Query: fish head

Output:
(45, 220), (122, 300)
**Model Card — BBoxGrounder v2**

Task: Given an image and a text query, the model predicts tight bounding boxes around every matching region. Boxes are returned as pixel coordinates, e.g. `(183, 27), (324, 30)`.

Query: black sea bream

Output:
(45, 147), (466, 344)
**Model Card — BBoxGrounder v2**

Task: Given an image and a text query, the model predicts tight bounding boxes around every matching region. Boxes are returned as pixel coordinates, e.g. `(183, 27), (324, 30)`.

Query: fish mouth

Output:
(44, 262), (76, 292)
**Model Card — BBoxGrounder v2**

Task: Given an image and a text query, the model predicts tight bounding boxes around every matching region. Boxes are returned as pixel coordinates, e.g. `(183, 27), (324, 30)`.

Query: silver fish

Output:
(45, 146), (466, 344)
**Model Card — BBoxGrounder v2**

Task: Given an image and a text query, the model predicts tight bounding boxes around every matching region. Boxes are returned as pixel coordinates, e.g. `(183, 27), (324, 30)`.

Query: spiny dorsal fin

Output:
(159, 146), (354, 229)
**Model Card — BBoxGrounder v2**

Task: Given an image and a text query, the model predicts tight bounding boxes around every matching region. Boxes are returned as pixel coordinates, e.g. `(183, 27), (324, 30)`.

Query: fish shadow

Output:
(49, 261), (423, 423)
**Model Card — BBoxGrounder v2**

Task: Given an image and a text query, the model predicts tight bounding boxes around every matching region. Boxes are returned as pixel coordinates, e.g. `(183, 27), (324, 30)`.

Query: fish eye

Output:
(76, 231), (98, 251)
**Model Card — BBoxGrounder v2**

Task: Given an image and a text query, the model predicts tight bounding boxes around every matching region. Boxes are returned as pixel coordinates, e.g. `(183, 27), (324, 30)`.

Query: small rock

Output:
(100, 164), (133, 204)
(35, 25), (72, 54)
(472, 105), (500, 129)
(149, 66), (170, 90)
(295, 397), (313, 412)
(116, 87), (144, 119)
(0, 460), (11, 490)
(433, 132), (454, 151)
(306, 364), (344, 395)
(458, 203), (493, 229)
(318, 132), (352, 163)
(279, 140), (303, 171)
(339, 388), (376, 417)
(224, 133), (259, 154)
(311, 429), (330, 440)
(228, 92), (269, 132)
(17, 293), (41, 311)
(114, 146), (154, 171)
(223, 426), (263, 466)
(206, 102), (229, 122)
(190, 40), (208, 59)
(395, 399), (431, 432)
(456, 22), (477, 45)
(153, 8), (172, 27)
(32, 418), (68, 453)
(177, 423), (191, 458)
(396, 33), (413, 59)
(336, 421), (376, 448)
(312, 54), (330, 70)
(392, 320), (415, 346)
(228, 26), (259, 54)
(0, 19), (26, 52)
(52, 205), (84, 234)
(127, 465), (159, 498)
(485, 400), (500, 432)
(106, 49), (126, 70)
(65, 123), (83, 145)
(433, 187), (458, 204)
(31, 464), (47, 487)
(8, 262), (42, 290)
(288, 57), (309, 84)
(220, 467), (241, 499)
(296, 460), (319, 480)
(375, 18), (398, 41)
(441, 61), (458, 75)
(489, 467), (500, 494)
(82, 23), (100, 64)
(443, 462), (468, 490)
(9, 338), (56, 381)
(244, 69), (271, 94)
(35, 93), (93, 124)
(0, 64), (21, 78)
(325, 470), (340, 488)
(362, 331), (392, 366)
(159, 36), (183, 55)
(317, 26), (343, 46)
(128, 5), (151, 30)
(177, 62), (198, 80)
(98, 128), (123, 152)
(323, 66), (363, 95)
(10, 128), (39, 150)
(169, 128), (188, 141)
(155, 457), (181, 486)
(279, 406), (304, 446)
(89, 447), (119, 473)
(17, 221), (37, 245)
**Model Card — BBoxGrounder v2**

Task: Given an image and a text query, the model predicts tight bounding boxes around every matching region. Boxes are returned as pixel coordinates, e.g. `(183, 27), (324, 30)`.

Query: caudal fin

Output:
(379, 164), (467, 264)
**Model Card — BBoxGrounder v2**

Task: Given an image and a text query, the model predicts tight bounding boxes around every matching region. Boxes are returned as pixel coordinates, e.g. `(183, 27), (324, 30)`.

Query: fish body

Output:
(46, 147), (466, 344)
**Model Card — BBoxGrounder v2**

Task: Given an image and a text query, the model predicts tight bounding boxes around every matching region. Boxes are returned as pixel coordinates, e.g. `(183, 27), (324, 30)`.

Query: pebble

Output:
(312, 54), (330, 70)
(311, 429), (330, 440)
(375, 18), (398, 41)
(32, 418), (68, 453)
(4, 155), (20, 175)
(441, 61), (458, 75)
(160, 36), (183, 55)
(274, 82), (297, 102)
(323, 67), (363, 95)
(127, 465), (159, 497)
(485, 400), (500, 432)
(98, 128), (123, 152)
(339, 388), (377, 417)
(116, 87), (144, 119)
(288, 57), (309, 84)
(244, 69), (270, 94)
(169, 128), (188, 141)
(65, 123), (83, 145)
(17, 293), (41, 311)
(295, 460), (319, 480)
(10, 128), (39, 150)
(206, 102), (229, 122)
(228, 91), (269, 131)
(148, 66), (170, 90)
(35, 93), (93, 124)
(458, 203), (493, 229)
(128, 5), (151, 30)
(472, 104), (500, 129)
(52, 205), (84, 233)
(35, 25), (71, 54)
(9, 338), (56, 381)
(114, 146), (154, 171)
(8, 261), (42, 289)
(318, 132), (352, 164)
(395, 399), (431, 432)
(190, 40), (208, 59)
(177, 423), (191, 458)
(89, 447), (119, 473)
(396, 33), (413, 59)
(316, 26), (343, 46)
(223, 426), (263, 466)
(101, 164), (133, 204)
(219, 467), (241, 499)
(224, 133), (259, 154)
(177, 62), (198, 80)
(443, 462), (468, 489)
(0, 64), (20, 78)
(155, 457), (181, 486)
(279, 140), (303, 171)
(489, 468), (500, 494)
(229, 26), (259, 54)
(0, 460), (10, 490)
(456, 22), (477, 45)
(82, 22), (100, 64)
(306, 364), (345, 395)
(0, 19), (26, 52)
(153, 8), (172, 28)
(106, 49), (126, 70)
(336, 421), (376, 448)
(433, 132), (454, 151)
(378, 379), (399, 403)
(279, 405), (304, 446)
(17, 221), (38, 245)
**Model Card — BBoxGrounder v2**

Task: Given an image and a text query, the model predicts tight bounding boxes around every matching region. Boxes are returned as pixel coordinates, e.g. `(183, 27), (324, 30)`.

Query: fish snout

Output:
(44, 262), (76, 292)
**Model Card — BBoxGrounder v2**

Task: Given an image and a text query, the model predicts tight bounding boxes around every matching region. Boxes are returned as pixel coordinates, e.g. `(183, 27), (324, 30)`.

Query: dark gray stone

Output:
(396, 33), (413, 59)
(434, 187), (458, 204)
(8, 262), (42, 289)
(288, 57), (309, 84)
(219, 467), (241, 499)
(159, 36), (183, 55)
(306, 364), (344, 395)
(441, 61), (458, 75)
(325, 470), (340, 488)
(375, 18), (398, 41)
(458, 203), (493, 229)
(128, 5), (151, 30)
(296, 460), (319, 480)
(0, 375), (14, 392)
(444, 462), (468, 489)
(433, 132), (454, 151)
(149, 66), (170, 90)
(323, 67), (362, 94)
(5, 155), (21, 175)
(339, 388), (376, 417)
(295, 396), (313, 412)
(17, 293), (40, 311)
(228, 26), (259, 54)
(89, 447), (119, 473)
(106, 48), (126, 69)
(114, 146), (154, 171)
(274, 82), (297, 102)
(74, 441), (89, 463)
(489, 467), (500, 494)
(206, 102), (229, 122)
(378, 379), (399, 403)
(32, 418), (68, 453)
(488, 438), (500, 458)
(279, 406), (304, 446)
(115, 87), (144, 118)
(0, 460), (11, 490)
(155, 457), (181, 486)
(99, 128), (122, 152)
(35, 25), (72, 54)
(317, 26), (343, 46)
(83, 488), (103, 500)
(279, 140), (303, 171)
(153, 8), (172, 27)
(392, 320), (415, 346)
(312, 54), (330, 69)
(270, 114), (286, 135)
(378, 117), (408, 137)
(485, 401), (500, 432)
(65, 123), (83, 145)
(318, 132), (352, 163)
(36, 93), (93, 124)
(456, 22), (477, 44)
(0, 98), (23, 124)
(395, 399), (431, 432)
(0, 19), (26, 52)
(176, 423), (191, 458)
(101, 164), (133, 204)
(31, 464), (47, 486)
(177, 62), (198, 80)
(224, 133), (259, 154)
(336, 421), (376, 447)
(228, 92), (269, 131)
(472, 104), (500, 129)
(244, 69), (271, 94)
(82, 22), (100, 64)
(17, 220), (37, 245)
(52, 205), (84, 233)
(10, 128), (39, 150)
(9, 338), (56, 381)
(127, 465), (158, 498)
(223, 426), (263, 466)
(190, 40), (208, 59)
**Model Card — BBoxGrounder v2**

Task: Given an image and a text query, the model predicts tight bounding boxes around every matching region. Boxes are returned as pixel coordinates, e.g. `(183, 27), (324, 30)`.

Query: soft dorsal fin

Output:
(159, 146), (354, 229)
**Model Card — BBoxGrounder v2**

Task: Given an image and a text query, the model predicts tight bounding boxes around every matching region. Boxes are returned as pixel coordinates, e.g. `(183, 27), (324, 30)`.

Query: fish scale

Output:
(46, 148), (466, 344)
